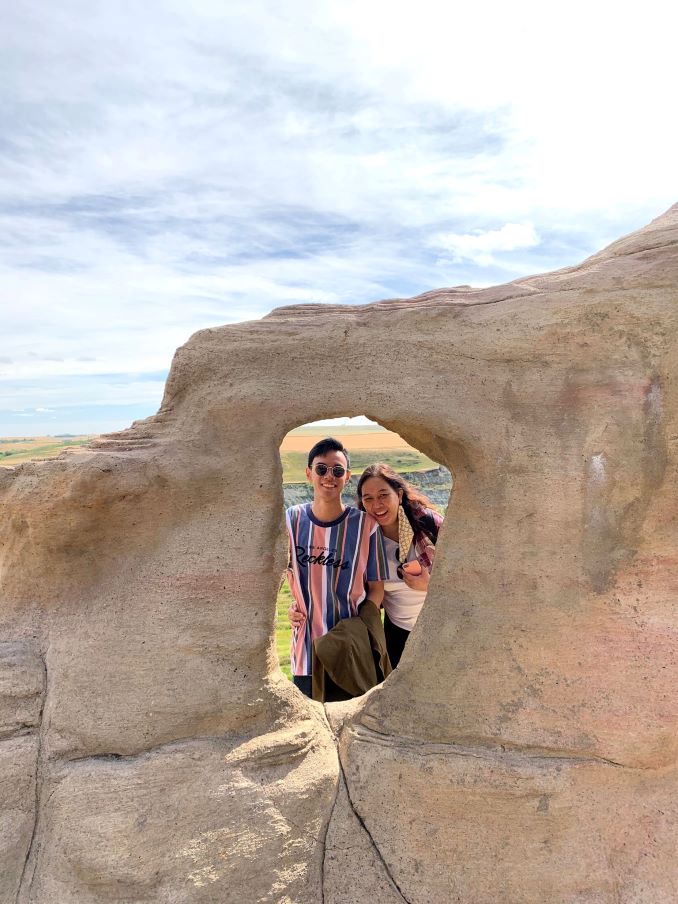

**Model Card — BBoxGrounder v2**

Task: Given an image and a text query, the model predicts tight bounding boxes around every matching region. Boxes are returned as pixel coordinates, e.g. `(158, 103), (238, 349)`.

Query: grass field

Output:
(0, 435), (93, 466)
(280, 425), (437, 482)
(280, 448), (437, 482)
(276, 581), (294, 679)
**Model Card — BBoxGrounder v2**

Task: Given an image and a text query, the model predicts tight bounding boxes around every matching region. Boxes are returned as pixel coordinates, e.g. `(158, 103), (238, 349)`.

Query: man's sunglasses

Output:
(313, 463), (346, 478)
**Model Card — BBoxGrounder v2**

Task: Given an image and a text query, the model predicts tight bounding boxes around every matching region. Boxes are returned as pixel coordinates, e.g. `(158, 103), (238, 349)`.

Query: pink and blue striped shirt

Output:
(286, 503), (387, 676)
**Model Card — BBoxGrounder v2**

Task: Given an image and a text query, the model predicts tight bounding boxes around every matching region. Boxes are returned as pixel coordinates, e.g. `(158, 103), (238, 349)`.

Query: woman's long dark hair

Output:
(356, 463), (437, 543)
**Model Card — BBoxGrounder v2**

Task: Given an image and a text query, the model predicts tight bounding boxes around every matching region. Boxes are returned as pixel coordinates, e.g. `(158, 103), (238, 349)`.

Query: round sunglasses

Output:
(313, 463), (347, 478)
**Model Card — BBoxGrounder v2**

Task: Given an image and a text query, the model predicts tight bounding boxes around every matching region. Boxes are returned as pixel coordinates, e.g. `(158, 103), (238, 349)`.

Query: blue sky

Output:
(1, 0), (677, 435)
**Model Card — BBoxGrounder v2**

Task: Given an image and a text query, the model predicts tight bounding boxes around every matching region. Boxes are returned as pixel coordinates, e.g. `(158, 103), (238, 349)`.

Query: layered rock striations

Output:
(1, 205), (677, 902)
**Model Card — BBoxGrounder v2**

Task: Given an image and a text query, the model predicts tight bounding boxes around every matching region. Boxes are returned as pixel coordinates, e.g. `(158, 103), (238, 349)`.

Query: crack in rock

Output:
(335, 760), (410, 904)
(16, 650), (47, 904)
(322, 699), (410, 904)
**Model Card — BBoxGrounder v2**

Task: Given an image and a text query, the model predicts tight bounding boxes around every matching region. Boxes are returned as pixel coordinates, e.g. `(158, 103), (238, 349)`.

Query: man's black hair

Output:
(307, 436), (350, 469)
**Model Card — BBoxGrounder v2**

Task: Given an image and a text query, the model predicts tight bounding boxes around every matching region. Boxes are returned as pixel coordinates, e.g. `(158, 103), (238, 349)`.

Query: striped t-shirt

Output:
(286, 503), (387, 676)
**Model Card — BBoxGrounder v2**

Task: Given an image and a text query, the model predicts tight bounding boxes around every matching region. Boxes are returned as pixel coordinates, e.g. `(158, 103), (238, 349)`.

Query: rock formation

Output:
(1, 205), (677, 902)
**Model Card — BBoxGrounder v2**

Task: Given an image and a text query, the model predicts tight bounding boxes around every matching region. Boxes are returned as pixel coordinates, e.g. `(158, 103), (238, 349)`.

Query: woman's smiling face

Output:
(359, 476), (402, 528)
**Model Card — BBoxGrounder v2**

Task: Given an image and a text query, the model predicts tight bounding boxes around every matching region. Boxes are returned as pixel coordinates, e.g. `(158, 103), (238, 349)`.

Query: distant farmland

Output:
(1, 425), (440, 483)
(280, 425), (438, 483)
(0, 436), (93, 467)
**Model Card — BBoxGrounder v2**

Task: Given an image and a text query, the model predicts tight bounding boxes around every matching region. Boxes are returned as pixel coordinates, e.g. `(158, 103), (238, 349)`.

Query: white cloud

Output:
(1, 0), (676, 433)
(429, 223), (539, 266)
(0, 377), (167, 411)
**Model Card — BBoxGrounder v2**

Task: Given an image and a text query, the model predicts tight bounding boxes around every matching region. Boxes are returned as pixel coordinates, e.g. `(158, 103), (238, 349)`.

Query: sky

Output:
(1, 0), (677, 436)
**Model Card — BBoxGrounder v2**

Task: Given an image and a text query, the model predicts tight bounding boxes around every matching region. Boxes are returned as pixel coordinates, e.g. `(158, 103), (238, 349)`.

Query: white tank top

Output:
(382, 535), (427, 631)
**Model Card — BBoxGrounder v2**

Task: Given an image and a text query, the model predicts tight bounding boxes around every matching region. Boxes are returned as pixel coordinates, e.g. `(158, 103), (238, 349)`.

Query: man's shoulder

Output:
(286, 503), (310, 522)
(344, 505), (379, 530)
(287, 503), (310, 513)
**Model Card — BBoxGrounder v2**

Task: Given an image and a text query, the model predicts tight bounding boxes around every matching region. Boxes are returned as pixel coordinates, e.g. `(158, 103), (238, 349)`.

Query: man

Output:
(286, 437), (386, 697)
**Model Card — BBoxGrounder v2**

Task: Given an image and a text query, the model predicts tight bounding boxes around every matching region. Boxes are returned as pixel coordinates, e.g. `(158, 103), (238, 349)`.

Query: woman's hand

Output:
(287, 604), (306, 628)
(401, 565), (431, 592)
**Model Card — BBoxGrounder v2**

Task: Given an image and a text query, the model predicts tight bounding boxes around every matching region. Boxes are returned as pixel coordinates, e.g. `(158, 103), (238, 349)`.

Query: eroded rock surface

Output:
(1, 205), (677, 901)
(0, 644), (44, 904)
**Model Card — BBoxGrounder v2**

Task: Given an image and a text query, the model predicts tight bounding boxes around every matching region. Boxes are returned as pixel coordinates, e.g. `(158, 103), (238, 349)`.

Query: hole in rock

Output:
(276, 417), (453, 700)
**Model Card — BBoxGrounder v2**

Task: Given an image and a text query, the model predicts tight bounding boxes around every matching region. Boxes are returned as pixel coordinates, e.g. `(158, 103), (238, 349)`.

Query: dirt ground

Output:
(280, 428), (413, 453)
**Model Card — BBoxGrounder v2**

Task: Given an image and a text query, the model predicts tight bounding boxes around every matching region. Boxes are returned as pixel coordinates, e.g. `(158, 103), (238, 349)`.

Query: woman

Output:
(357, 463), (443, 667)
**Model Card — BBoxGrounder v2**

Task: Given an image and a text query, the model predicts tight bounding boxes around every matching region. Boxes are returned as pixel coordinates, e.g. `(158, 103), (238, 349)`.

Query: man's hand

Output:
(287, 604), (306, 628)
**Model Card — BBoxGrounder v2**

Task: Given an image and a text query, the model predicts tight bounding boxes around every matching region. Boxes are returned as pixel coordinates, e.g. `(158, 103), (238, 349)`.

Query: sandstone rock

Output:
(338, 722), (678, 904)
(0, 643), (44, 737)
(0, 735), (40, 904)
(27, 717), (336, 903)
(0, 645), (44, 904)
(0, 205), (677, 901)
(323, 775), (404, 904)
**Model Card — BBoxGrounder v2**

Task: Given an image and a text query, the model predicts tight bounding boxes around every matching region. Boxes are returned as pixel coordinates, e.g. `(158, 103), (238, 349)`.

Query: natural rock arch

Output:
(1, 205), (677, 902)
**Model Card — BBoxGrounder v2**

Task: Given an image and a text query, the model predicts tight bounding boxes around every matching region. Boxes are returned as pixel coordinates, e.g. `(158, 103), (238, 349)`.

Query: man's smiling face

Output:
(306, 449), (351, 503)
